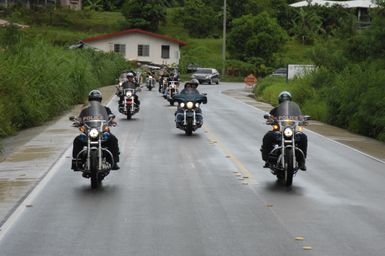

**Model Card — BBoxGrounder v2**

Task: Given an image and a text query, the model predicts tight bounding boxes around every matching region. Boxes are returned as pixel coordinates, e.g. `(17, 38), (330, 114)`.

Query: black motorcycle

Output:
(70, 103), (116, 189)
(263, 101), (309, 186)
(173, 93), (207, 135)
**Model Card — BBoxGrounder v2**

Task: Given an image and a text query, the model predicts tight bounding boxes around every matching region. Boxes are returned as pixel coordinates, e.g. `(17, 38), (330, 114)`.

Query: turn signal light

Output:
(79, 126), (86, 133)
(272, 125), (279, 131)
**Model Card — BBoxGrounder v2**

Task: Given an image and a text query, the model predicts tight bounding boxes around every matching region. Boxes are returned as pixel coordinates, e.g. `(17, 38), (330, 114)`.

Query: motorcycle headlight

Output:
(89, 128), (99, 138)
(180, 102), (185, 108)
(186, 102), (194, 109)
(284, 127), (293, 137)
(195, 103), (200, 108)
(126, 91), (133, 97)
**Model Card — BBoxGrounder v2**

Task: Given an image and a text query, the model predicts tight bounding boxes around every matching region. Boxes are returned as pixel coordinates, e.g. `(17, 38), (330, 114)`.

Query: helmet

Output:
(184, 79), (199, 88)
(127, 72), (134, 78)
(278, 91), (292, 103)
(88, 90), (102, 102)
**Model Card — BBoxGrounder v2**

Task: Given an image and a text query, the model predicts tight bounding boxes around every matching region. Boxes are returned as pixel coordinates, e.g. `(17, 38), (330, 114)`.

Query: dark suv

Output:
(191, 68), (220, 85)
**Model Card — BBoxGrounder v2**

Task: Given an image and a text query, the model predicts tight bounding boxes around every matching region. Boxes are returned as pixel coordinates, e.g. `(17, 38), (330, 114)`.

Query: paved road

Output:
(0, 83), (384, 256)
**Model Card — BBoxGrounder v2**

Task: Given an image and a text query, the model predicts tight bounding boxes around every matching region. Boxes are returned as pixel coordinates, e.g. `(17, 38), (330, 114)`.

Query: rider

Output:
(163, 72), (180, 98)
(72, 90), (120, 170)
(119, 72), (140, 110)
(174, 79), (206, 127)
(260, 91), (308, 170)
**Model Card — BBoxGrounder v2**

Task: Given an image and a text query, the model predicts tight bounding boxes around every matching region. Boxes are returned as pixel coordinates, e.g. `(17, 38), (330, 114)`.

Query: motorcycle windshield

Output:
(78, 101), (109, 127)
(274, 101), (303, 121)
(122, 81), (136, 89)
(174, 89), (207, 103)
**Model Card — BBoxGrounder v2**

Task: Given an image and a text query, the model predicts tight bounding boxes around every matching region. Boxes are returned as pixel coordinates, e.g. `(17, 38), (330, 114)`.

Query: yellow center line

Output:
(203, 124), (257, 184)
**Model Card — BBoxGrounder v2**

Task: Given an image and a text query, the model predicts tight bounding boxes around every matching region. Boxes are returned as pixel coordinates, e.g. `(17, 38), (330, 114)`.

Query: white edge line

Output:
(220, 87), (385, 165)
(0, 146), (71, 241)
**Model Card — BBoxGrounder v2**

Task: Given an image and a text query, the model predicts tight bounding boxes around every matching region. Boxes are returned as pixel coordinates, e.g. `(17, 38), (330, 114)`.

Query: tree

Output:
(178, 0), (219, 38)
(83, 0), (104, 11)
(227, 12), (287, 66)
(290, 8), (324, 44)
(121, 0), (166, 31)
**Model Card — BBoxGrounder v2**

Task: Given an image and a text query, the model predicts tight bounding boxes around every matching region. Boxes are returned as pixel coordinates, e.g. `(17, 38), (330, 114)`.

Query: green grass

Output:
(278, 39), (314, 65)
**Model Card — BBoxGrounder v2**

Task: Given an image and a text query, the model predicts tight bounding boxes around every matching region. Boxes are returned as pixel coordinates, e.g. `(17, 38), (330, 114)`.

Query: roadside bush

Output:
(0, 29), (130, 136)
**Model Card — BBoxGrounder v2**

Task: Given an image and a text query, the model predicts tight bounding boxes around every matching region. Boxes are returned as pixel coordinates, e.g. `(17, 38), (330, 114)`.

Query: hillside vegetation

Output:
(0, 24), (131, 137)
(0, 1), (384, 143)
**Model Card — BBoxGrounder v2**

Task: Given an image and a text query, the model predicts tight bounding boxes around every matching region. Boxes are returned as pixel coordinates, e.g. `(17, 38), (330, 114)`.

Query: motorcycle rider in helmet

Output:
(260, 91), (308, 170)
(119, 72), (140, 111)
(174, 79), (205, 127)
(72, 90), (120, 171)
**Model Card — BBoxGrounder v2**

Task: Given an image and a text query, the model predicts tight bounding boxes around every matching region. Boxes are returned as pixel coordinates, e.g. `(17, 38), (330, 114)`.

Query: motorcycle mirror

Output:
(263, 114), (271, 119)
(69, 116), (76, 121)
(202, 93), (207, 96)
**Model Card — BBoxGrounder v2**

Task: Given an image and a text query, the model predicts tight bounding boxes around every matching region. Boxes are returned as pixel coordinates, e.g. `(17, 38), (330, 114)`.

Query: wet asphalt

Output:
(0, 83), (384, 256)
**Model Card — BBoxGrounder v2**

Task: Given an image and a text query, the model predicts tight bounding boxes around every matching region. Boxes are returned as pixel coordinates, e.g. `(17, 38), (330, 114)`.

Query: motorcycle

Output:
(164, 80), (180, 106)
(173, 93), (207, 135)
(263, 101), (309, 186)
(119, 88), (139, 119)
(70, 103), (116, 189)
(146, 75), (156, 91)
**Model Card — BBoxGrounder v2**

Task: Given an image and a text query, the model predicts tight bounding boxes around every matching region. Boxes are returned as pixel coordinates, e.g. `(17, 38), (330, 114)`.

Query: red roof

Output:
(81, 28), (187, 46)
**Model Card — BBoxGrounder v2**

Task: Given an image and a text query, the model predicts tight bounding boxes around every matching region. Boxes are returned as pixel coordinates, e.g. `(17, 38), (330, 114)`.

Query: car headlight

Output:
(195, 103), (200, 108)
(180, 102), (185, 108)
(126, 91), (133, 97)
(89, 128), (99, 138)
(284, 127), (293, 137)
(186, 102), (194, 109)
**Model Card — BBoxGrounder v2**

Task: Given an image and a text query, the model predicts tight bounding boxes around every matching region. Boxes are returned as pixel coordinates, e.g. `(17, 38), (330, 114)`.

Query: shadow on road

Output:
(263, 180), (305, 195)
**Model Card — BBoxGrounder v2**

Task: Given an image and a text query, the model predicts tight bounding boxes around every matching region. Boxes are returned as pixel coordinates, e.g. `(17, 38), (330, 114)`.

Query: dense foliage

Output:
(255, 6), (385, 142)
(0, 26), (131, 136)
(120, 0), (166, 31)
(227, 12), (287, 75)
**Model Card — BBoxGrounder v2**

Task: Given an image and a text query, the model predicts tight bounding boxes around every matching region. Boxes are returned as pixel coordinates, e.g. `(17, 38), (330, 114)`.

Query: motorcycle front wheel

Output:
(284, 150), (294, 187)
(90, 151), (101, 189)
(185, 117), (193, 136)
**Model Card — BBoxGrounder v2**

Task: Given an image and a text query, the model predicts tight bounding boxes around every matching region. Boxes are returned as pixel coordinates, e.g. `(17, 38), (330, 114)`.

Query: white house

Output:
(81, 29), (187, 66)
(290, 0), (379, 24)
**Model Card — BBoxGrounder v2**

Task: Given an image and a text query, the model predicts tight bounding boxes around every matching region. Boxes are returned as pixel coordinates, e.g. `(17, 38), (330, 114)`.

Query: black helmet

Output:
(278, 91), (292, 103)
(184, 79), (199, 88)
(88, 90), (102, 102)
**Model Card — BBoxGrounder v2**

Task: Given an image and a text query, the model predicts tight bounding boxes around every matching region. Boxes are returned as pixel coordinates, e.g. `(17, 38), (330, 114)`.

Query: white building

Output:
(290, 0), (379, 24)
(81, 29), (187, 66)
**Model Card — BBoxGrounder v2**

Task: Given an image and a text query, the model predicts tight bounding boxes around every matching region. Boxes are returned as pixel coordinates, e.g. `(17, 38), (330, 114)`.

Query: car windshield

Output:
(196, 69), (212, 74)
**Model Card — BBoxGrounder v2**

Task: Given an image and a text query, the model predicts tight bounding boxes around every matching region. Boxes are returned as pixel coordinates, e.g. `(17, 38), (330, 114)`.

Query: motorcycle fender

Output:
(186, 111), (194, 118)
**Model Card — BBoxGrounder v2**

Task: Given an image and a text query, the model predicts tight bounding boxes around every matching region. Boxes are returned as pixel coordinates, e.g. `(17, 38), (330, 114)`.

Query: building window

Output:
(138, 44), (150, 57)
(114, 44), (126, 55)
(161, 45), (170, 59)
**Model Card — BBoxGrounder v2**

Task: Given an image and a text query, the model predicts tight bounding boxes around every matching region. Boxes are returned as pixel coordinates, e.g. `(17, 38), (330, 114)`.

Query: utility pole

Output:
(222, 0), (227, 77)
